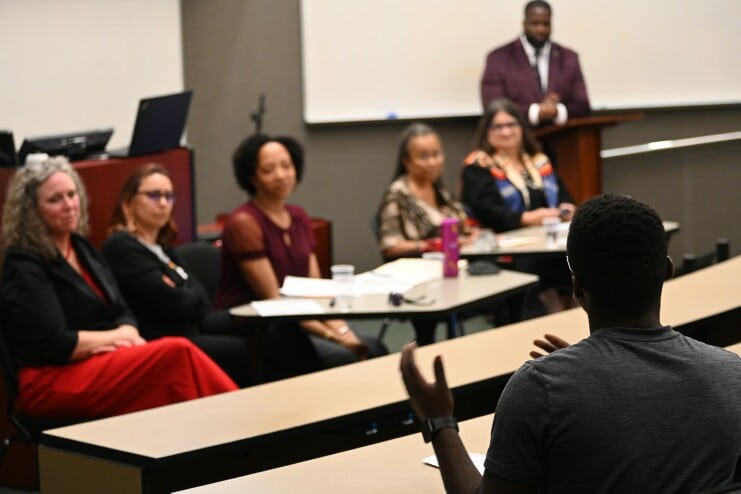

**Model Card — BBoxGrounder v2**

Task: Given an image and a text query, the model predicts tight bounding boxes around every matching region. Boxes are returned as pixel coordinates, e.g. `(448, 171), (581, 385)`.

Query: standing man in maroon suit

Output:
(481, 1), (590, 126)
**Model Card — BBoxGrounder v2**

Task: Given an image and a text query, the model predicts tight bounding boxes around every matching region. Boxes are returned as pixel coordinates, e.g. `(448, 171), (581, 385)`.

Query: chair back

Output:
(0, 318), (33, 444)
(0, 311), (89, 489)
(678, 238), (731, 276)
(175, 242), (221, 300)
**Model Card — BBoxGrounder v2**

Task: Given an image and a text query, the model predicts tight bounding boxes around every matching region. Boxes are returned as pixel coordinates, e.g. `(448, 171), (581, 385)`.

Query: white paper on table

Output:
(280, 276), (337, 297)
(279, 259), (446, 299)
(497, 236), (540, 248)
(353, 271), (417, 295)
(280, 274), (406, 297)
(250, 299), (325, 316)
(423, 452), (486, 475)
(369, 258), (443, 285)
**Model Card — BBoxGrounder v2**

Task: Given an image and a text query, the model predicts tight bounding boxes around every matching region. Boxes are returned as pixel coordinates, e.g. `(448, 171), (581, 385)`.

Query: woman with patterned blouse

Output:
(376, 123), (476, 344)
(377, 123), (474, 262)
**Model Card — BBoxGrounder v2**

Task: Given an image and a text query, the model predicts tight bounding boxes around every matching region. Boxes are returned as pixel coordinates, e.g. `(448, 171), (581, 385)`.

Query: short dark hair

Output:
(525, 0), (551, 16)
(393, 122), (438, 180)
(232, 134), (305, 197)
(473, 98), (541, 155)
(567, 194), (668, 317)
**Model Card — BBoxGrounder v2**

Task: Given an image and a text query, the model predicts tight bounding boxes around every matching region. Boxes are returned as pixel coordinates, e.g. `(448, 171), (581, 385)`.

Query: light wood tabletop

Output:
(229, 266), (539, 320)
(178, 336), (741, 494)
(174, 413), (495, 493)
(461, 220), (680, 257)
(39, 255), (740, 494)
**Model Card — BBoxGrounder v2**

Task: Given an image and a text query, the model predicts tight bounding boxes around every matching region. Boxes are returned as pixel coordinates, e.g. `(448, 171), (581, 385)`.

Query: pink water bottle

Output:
(441, 218), (459, 278)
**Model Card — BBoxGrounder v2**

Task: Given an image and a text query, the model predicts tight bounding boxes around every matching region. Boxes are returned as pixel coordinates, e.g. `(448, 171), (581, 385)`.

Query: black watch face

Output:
(422, 417), (457, 442)
(421, 419), (434, 442)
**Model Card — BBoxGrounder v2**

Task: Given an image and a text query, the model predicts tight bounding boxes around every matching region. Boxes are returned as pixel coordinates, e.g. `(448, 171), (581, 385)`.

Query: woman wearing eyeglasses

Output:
(102, 163), (251, 386)
(0, 157), (237, 419)
(461, 98), (575, 232)
(461, 99), (576, 315)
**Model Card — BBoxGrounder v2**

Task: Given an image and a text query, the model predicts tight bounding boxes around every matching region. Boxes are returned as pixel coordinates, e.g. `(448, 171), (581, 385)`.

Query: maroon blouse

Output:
(213, 201), (316, 309)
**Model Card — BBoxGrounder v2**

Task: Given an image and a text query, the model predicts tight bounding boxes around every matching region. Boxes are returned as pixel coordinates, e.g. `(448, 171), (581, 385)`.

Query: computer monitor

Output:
(18, 128), (114, 164)
(0, 130), (17, 167)
(128, 90), (192, 157)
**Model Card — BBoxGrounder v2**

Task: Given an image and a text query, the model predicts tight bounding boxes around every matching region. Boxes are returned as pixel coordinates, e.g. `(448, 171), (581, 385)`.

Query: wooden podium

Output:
(534, 113), (643, 204)
(0, 148), (195, 249)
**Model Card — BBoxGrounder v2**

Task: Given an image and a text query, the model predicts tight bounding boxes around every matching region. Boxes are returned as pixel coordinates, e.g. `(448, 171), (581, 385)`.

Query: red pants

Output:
(17, 337), (237, 418)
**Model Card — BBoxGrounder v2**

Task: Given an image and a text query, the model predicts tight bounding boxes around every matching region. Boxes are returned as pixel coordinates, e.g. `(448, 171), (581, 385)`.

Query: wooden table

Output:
(178, 340), (741, 494)
(230, 267), (539, 322)
(461, 221), (680, 258)
(176, 260), (741, 494)
(38, 257), (740, 494)
(174, 413), (496, 493)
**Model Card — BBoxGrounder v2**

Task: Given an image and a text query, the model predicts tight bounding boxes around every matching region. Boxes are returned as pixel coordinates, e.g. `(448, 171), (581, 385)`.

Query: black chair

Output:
(0, 320), (85, 464)
(678, 238), (731, 276)
(174, 241), (222, 300)
(174, 241), (234, 335)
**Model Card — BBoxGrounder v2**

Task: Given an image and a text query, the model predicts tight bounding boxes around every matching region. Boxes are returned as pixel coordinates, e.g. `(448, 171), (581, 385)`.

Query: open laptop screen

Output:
(127, 90), (193, 157)
(0, 131), (18, 167)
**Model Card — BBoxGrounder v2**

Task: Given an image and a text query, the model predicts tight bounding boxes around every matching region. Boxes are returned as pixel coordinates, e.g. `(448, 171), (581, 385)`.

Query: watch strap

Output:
(421, 416), (458, 443)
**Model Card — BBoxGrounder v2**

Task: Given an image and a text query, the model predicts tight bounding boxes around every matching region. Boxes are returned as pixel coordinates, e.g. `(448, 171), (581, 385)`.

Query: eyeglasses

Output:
(488, 121), (520, 133)
(137, 190), (176, 203)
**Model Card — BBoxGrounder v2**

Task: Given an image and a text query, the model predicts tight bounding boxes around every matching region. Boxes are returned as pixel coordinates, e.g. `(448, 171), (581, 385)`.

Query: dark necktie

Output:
(533, 48), (544, 97)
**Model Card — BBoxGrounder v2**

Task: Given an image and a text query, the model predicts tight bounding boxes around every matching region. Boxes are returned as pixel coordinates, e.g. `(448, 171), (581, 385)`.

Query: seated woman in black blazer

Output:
(101, 163), (251, 387)
(0, 157), (237, 418)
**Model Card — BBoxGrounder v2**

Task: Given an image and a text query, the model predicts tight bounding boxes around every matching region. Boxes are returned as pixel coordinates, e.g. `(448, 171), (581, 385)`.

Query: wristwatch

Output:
(421, 416), (458, 443)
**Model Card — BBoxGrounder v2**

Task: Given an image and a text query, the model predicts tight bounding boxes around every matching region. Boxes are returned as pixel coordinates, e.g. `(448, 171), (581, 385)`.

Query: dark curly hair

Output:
(232, 134), (305, 197)
(567, 194), (668, 317)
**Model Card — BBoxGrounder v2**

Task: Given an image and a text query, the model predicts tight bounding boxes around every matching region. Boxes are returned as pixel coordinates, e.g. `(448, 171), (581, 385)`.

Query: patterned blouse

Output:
(376, 175), (468, 252)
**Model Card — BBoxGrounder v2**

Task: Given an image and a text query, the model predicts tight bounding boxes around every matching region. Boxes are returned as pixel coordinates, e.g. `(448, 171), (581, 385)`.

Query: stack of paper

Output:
(250, 299), (325, 316)
(278, 258), (443, 298)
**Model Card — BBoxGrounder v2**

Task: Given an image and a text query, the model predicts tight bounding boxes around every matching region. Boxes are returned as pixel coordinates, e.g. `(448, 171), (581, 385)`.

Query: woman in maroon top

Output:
(214, 134), (386, 380)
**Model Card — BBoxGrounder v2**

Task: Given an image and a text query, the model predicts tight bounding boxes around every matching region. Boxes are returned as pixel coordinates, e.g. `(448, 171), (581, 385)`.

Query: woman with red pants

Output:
(0, 157), (237, 418)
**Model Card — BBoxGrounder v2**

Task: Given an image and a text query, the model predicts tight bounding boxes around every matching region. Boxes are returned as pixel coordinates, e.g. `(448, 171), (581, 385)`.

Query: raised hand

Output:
(530, 333), (570, 359)
(400, 342), (454, 420)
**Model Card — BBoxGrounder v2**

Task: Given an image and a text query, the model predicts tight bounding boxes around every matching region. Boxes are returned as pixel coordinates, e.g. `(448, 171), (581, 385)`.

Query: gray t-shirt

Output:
(485, 326), (741, 493)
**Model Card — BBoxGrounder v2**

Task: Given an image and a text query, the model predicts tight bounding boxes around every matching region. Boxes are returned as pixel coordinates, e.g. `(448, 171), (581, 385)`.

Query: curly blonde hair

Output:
(0, 156), (89, 269)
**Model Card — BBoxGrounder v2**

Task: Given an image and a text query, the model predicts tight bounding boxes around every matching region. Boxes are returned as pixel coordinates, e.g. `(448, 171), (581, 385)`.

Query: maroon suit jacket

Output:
(480, 38), (590, 120)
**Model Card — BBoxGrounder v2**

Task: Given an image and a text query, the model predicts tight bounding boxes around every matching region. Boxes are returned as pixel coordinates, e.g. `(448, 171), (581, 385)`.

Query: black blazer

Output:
(0, 234), (136, 367)
(101, 231), (210, 340)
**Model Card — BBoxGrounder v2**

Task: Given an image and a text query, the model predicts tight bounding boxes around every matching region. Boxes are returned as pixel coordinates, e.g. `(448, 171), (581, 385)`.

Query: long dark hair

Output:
(392, 122), (440, 181)
(472, 98), (541, 156)
(108, 163), (179, 246)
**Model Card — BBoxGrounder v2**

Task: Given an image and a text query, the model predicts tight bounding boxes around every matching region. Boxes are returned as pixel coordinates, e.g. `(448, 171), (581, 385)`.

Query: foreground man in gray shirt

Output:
(401, 193), (741, 493)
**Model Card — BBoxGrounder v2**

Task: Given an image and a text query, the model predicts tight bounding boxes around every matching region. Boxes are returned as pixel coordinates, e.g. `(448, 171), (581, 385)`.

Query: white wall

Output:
(0, 0), (183, 149)
(300, 0), (741, 123)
